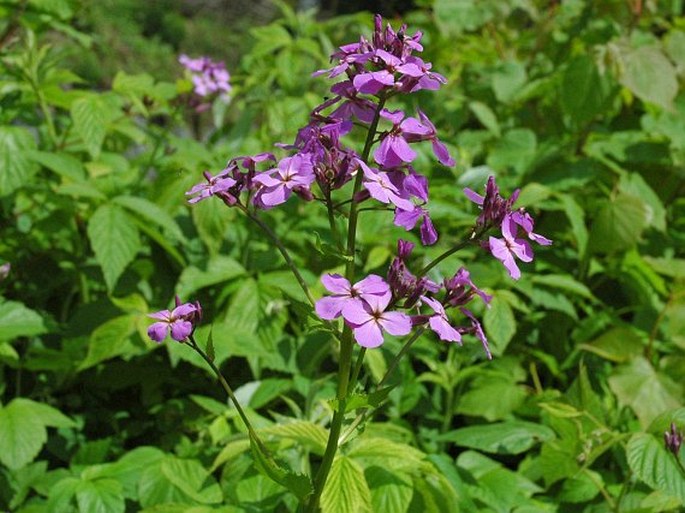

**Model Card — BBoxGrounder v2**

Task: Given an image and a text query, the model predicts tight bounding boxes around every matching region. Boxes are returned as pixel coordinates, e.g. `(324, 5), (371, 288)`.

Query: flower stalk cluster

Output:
(149, 14), (552, 512)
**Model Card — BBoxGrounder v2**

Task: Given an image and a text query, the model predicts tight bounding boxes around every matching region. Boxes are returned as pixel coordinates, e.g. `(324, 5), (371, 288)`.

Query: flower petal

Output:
(378, 311), (412, 337)
(352, 321), (385, 348)
(170, 320), (193, 341)
(321, 273), (351, 294)
(147, 322), (168, 343)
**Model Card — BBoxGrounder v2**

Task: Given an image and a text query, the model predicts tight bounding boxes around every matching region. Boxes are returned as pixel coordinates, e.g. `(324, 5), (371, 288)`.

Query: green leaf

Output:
(139, 456), (222, 507)
(457, 379), (526, 421)
(579, 327), (644, 362)
(560, 55), (613, 126)
(619, 173), (666, 232)
(438, 421), (554, 454)
(0, 399), (48, 469)
(492, 60), (527, 103)
(258, 420), (327, 455)
(347, 437), (427, 473)
(75, 479), (125, 513)
(557, 470), (602, 503)
(27, 151), (86, 182)
(87, 203), (141, 290)
(20, 399), (75, 428)
(627, 433), (685, 504)
(487, 128), (537, 175)
(560, 194), (588, 257)
(589, 193), (650, 254)
(483, 295), (516, 354)
(366, 467), (413, 513)
(47, 477), (80, 513)
(79, 315), (139, 370)
(530, 274), (594, 300)
(620, 46), (678, 110)
(469, 101), (500, 137)
(70, 95), (109, 158)
(0, 300), (47, 341)
(0, 126), (38, 196)
(249, 438), (313, 500)
(112, 195), (185, 242)
(321, 456), (372, 513)
(609, 357), (682, 428)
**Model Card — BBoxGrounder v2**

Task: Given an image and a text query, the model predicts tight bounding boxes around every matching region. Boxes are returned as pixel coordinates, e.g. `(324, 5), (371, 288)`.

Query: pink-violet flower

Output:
(148, 300), (201, 343)
(489, 214), (534, 280)
(421, 295), (461, 343)
(342, 291), (412, 348)
(315, 274), (391, 321)
(253, 154), (315, 208)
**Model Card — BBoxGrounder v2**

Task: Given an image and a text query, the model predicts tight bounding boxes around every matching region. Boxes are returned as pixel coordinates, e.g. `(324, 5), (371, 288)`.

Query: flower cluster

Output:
(185, 15), (453, 245)
(665, 422), (683, 456)
(147, 297), (202, 343)
(465, 177), (552, 279)
(179, 54), (231, 99)
(317, 240), (492, 356)
(175, 15), (553, 361)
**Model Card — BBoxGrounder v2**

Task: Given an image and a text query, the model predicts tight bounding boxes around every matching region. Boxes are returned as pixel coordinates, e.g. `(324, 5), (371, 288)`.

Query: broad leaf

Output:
(483, 295), (516, 354)
(75, 478), (125, 513)
(589, 193), (650, 254)
(70, 95), (109, 158)
(627, 433), (685, 504)
(320, 455), (372, 513)
(0, 126), (38, 196)
(620, 46), (678, 110)
(0, 300), (46, 341)
(438, 420), (554, 454)
(0, 399), (48, 469)
(87, 203), (141, 290)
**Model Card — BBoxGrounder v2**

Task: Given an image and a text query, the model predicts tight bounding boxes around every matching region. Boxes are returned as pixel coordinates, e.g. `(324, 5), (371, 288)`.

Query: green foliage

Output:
(1, 1), (685, 512)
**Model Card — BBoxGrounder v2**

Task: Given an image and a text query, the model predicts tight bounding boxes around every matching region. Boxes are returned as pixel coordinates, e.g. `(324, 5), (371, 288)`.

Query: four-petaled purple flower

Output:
(342, 289), (412, 348)
(489, 213), (534, 280)
(148, 300), (201, 343)
(253, 155), (315, 208)
(374, 109), (429, 168)
(315, 274), (390, 321)
(185, 169), (237, 204)
(179, 54), (231, 98)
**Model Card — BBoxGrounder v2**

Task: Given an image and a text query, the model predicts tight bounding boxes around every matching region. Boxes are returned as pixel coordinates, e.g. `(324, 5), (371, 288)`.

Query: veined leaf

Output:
(627, 433), (685, 504)
(438, 420), (554, 454)
(87, 203), (141, 291)
(321, 455), (372, 513)
(0, 126), (38, 197)
(70, 95), (109, 158)
(0, 300), (47, 341)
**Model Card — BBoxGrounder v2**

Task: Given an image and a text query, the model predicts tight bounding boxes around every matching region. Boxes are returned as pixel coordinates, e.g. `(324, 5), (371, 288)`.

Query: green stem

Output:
(306, 97), (386, 513)
(417, 226), (487, 277)
(31, 82), (58, 148)
(348, 348), (366, 389)
(186, 335), (262, 443)
(242, 207), (315, 307)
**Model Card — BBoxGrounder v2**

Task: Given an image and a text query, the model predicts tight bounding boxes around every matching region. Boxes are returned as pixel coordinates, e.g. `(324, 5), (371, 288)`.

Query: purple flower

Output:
(489, 214), (534, 280)
(394, 206), (438, 245)
(253, 154), (315, 208)
(315, 274), (391, 321)
(148, 300), (201, 343)
(421, 295), (461, 343)
(511, 211), (553, 246)
(444, 267), (492, 307)
(358, 160), (414, 211)
(374, 109), (429, 168)
(402, 110), (455, 167)
(179, 55), (231, 98)
(342, 291), (412, 348)
(186, 169), (237, 204)
(329, 81), (377, 123)
(387, 240), (439, 306)
(464, 176), (520, 228)
(664, 422), (683, 456)
(460, 307), (492, 359)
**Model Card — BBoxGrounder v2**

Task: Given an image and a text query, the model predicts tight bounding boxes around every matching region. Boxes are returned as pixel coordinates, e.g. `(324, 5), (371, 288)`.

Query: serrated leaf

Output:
(87, 203), (141, 290)
(70, 95), (109, 158)
(347, 437), (427, 472)
(0, 399), (48, 469)
(113, 195), (185, 242)
(47, 477), (80, 513)
(19, 399), (75, 428)
(320, 456), (372, 513)
(560, 55), (613, 126)
(366, 467), (413, 513)
(0, 300), (47, 341)
(259, 420), (327, 455)
(27, 150), (86, 182)
(483, 295), (516, 354)
(589, 193), (650, 254)
(438, 421), (554, 454)
(0, 126), (38, 196)
(249, 438), (313, 500)
(627, 433), (685, 504)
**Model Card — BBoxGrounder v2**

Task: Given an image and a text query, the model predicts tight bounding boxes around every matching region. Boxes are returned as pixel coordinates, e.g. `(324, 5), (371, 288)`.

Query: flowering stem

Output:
(418, 226), (488, 276)
(307, 97), (386, 513)
(241, 207), (315, 307)
(186, 335), (263, 447)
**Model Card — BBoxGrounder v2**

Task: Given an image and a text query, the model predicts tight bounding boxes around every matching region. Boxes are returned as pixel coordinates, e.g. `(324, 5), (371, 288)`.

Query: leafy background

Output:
(1, 0), (684, 511)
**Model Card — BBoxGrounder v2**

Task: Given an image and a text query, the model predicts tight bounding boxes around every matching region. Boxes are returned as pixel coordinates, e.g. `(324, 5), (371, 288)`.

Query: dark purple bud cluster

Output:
(665, 422), (683, 456)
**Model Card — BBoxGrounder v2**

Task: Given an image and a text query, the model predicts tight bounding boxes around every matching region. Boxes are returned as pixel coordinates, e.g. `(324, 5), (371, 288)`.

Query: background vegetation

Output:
(1, 0), (684, 511)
